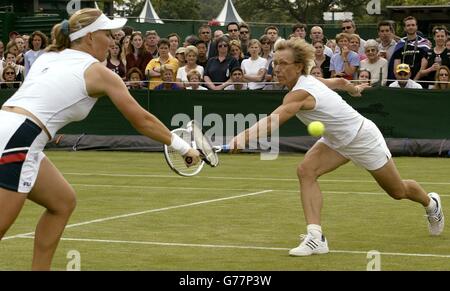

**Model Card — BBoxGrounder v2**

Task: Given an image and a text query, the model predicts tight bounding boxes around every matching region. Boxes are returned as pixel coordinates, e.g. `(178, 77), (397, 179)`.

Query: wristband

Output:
(170, 133), (191, 155)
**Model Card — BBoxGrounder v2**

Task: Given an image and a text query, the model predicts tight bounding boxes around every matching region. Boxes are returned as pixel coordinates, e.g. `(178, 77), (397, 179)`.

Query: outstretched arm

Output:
(317, 77), (370, 97)
(229, 90), (307, 151)
(85, 63), (200, 164)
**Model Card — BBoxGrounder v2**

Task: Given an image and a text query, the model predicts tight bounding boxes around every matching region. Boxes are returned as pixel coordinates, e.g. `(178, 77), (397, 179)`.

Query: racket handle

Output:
(185, 156), (193, 165)
(220, 144), (230, 153)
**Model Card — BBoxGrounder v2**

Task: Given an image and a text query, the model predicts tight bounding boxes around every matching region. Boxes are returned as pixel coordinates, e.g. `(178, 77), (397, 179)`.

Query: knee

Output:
(62, 189), (77, 214)
(297, 163), (319, 181)
(50, 188), (77, 215)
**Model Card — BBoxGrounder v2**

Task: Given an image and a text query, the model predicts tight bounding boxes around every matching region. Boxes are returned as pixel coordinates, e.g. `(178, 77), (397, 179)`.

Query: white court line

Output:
(70, 183), (450, 197)
(15, 236), (450, 259)
(64, 172), (450, 186)
(3, 190), (273, 240)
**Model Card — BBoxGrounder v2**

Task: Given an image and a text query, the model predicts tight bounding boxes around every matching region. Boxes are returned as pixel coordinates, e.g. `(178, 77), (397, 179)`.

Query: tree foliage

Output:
(382, 0), (449, 5)
(152, 0), (200, 20)
(116, 0), (200, 20)
(116, 0), (450, 23)
(197, 0), (225, 21)
(234, 0), (369, 24)
(234, 0), (450, 24)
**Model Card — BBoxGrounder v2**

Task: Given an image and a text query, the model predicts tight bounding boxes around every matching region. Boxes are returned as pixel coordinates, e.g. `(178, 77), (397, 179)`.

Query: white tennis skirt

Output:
(319, 118), (392, 171)
(0, 110), (48, 193)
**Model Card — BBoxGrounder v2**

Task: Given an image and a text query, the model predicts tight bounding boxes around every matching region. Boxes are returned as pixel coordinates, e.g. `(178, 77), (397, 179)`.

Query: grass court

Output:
(1, 151), (449, 270)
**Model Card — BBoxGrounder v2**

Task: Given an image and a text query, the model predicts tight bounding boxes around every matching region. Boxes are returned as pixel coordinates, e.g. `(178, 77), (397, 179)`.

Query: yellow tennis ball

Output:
(307, 121), (325, 137)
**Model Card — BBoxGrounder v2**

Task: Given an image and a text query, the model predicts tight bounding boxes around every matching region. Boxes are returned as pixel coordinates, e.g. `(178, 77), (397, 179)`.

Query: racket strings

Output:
(166, 129), (204, 176)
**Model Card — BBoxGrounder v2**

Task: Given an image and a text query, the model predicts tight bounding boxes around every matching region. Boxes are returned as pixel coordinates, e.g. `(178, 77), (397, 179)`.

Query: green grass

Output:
(1, 151), (450, 270)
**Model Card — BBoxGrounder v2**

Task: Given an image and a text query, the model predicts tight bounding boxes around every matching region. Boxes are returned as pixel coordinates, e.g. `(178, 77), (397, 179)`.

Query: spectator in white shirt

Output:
(176, 45), (204, 88)
(389, 63), (423, 89)
(225, 67), (248, 90)
(241, 39), (267, 90)
(360, 39), (388, 86)
(186, 69), (208, 90)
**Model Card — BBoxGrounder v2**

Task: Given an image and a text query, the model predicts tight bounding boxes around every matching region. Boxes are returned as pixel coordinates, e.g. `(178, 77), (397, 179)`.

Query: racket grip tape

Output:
(185, 156), (193, 165)
(221, 144), (230, 153)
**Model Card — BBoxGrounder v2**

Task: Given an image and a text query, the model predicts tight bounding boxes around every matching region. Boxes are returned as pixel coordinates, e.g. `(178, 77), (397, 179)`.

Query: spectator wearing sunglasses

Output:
(1, 64), (21, 89)
(431, 65), (450, 90)
(259, 35), (274, 85)
(340, 19), (366, 54)
(2, 51), (24, 82)
(204, 37), (239, 90)
(239, 22), (251, 56)
(227, 22), (240, 41)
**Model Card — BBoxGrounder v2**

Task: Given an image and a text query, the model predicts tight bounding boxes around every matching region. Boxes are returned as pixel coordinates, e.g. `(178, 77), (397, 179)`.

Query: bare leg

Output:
(0, 188), (27, 239)
(370, 159), (429, 206)
(27, 157), (77, 270)
(297, 142), (349, 225)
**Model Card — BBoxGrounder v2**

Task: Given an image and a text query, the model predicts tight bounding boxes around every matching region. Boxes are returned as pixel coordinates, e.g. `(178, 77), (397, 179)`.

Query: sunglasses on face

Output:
(5, 72), (15, 75)
(240, 31), (249, 34)
(341, 26), (352, 30)
(218, 44), (228, 48)
(261, 42), (270, 45)
(201, 31), (210, 35)
(228, 29), (238, 32)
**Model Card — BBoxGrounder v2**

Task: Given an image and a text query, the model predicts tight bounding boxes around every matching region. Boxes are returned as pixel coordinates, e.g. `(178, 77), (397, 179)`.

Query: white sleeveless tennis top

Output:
(293, 75), (364, 147)
(4, 49), (99, 138)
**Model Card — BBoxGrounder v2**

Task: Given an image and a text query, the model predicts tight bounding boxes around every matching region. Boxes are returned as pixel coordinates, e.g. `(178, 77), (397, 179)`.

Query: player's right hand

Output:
(183, 148), (201, 167)
(228, 137), (243, 154)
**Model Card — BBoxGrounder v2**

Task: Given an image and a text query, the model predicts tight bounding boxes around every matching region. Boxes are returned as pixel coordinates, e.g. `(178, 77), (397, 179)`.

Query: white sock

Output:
(426, 196), (437, 214)
(307, 224), (323, 240)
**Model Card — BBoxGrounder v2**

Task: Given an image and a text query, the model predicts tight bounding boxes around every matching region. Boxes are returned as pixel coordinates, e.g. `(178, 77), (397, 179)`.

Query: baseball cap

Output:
(396, 63), (410, 74)
(175, 47), (186, 55)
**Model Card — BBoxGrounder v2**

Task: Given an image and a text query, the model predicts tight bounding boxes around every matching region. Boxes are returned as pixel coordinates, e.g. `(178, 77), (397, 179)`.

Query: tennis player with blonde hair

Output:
(230, 38), (444, 256)
(0, 8), (200, 270)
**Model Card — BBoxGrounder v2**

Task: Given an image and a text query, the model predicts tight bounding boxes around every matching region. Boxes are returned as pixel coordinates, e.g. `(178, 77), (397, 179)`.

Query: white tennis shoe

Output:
(289, 233), (329, 256)
(426, 192), (444, 236)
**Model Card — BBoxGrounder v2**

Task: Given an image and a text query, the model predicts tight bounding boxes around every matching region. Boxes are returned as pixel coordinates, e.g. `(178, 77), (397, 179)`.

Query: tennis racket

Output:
(163, 121), (229, 177)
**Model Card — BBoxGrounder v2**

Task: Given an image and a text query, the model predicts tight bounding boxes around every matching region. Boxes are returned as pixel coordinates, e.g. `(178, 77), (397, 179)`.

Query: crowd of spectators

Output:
(1, 16), (450, 90)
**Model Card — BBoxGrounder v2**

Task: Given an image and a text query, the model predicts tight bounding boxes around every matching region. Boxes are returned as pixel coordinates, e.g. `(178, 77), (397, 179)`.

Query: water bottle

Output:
(434, 55), (442, 65)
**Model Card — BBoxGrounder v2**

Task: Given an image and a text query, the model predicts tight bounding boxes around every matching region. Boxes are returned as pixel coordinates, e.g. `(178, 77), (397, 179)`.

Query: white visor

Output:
(69, 14), (127, 41)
